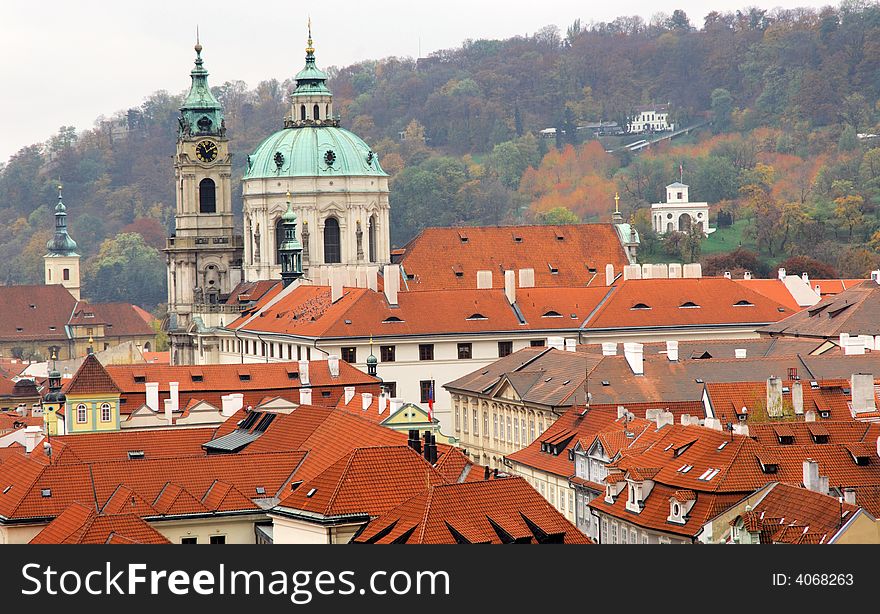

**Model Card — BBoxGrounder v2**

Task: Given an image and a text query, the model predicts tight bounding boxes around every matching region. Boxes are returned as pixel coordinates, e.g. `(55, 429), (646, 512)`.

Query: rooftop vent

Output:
(41, 489), (51, 498)
(306, 488), (317, 498)
(255, 486), (266, 495)
(127, 451), (145, 460)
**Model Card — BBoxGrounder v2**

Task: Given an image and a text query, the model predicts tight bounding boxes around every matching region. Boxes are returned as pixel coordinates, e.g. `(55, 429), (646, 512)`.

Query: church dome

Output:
(244, 126), (387, 179)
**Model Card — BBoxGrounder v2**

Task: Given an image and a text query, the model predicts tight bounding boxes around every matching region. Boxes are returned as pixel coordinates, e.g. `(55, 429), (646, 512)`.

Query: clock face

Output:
(195, 140), (218, 163)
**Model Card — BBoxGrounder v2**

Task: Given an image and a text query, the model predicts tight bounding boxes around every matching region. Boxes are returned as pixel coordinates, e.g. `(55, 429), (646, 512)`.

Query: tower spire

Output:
(179, 33), (224, 138)
(46, 183), (79, 256)
(278, 192), (303, 287)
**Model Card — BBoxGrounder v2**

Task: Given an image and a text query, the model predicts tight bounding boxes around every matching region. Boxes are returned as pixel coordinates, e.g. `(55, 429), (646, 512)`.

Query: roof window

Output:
(41, 489), (52, 498)
(542, 311), (562, 318)
(128, 451), (145, 460)
(630, 303), (651, 310)
(548, 264), (559, 274)
(733, 300), (754, 307)
(679, 302), (700, 308)
(306, 488), (317, 498)
(383, 316), (404, 323)
(466, 313), (488, 320)
(255, 487), (266, 495)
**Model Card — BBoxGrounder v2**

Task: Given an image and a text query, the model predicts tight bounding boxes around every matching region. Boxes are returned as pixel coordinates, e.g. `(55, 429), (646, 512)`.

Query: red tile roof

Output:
(0, 285), (77, 342)
(733, 279), (801, 311)
(275, 446), (447, 518)
(66, 353), (121, 396)
(585, 278), (794, 330)
(353, 477), (591, 544)
(70, 302), (154, 337)
(397, 224), (629, 291)
(29, 502), (171, 544)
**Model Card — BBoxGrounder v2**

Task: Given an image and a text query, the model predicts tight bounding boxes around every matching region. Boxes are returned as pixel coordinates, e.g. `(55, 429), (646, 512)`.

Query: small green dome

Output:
(244, 126), (387, 179)
(366, 353), (378, 365)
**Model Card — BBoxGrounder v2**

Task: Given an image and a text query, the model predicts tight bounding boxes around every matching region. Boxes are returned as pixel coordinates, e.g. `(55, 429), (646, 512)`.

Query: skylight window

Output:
(255, 487), (266, 495)
(697, 468), (720, 481)
(383, 316), (404, 323)
(542, 311), (563, 318)
(733, 300), (754, 307)
(466, 313), (488, 320)
(677, 465), (693, 473)
(548, 264), (559, 274)
(679, 302), (700, 308)
(127, 451), (145, 460)
(717, 441), (729, 451)
(2, 485), (11, 494)
(631, 303), (651, 310)
(41, 489), (51, 498)
(306, 488), (317, 498)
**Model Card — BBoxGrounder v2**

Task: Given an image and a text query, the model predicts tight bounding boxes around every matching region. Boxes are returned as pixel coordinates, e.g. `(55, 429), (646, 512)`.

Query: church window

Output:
(313, 104), (320, 120)
(300, 105), (306, 121)
(63, 269), (70, 281)
(199, 178), (216, 213)
(368, 215), (377, 262)
(323, 218), (341, 263)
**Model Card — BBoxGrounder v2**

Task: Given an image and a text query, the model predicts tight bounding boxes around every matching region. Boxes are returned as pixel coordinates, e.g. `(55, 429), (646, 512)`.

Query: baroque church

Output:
(165, 28), (391, 364)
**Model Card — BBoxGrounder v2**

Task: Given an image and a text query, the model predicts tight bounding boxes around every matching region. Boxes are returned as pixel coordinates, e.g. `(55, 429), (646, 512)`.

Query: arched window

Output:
(323, 218), (341, 263)
(76, 404), (87, 424)
(143, 341), (151, 352)
(275, 217), (285, 265)
(100, 403), (112, 422)
(199, 178), (216, 213)
(300, 105), (306, 120)
(313, 104), (320, 120)
(368, 215), (377, 263)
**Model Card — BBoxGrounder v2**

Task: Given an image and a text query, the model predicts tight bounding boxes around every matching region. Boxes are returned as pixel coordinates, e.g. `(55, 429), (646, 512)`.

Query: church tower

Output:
(44, 185), (81, 300)
(165, 40), (243, 353)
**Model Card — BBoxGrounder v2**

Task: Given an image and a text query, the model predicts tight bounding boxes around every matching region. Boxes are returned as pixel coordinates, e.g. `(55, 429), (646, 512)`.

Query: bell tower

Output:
(165, 39), (243, 364)
(44, 185), (81, 300)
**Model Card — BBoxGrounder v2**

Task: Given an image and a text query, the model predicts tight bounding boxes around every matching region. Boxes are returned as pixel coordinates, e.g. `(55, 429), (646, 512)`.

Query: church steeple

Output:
(179, 36), (225, 138)
(44, 184), (81, 300)
(285, 22), (336, 128)
(278, 192), (304, 287)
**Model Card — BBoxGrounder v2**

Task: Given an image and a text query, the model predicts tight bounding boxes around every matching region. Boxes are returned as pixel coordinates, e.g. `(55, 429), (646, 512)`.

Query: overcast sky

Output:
(1, 0), (837, 164)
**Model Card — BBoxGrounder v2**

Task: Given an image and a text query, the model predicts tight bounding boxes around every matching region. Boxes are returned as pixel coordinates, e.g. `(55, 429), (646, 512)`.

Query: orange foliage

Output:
(520, 142), (619, 218)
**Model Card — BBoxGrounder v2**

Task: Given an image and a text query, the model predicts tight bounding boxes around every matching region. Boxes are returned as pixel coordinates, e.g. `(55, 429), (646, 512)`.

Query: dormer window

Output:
(466, 313), (488, 320)
(383, 316), (404, 323)
(548, 264), (559, 274)
(630, 303), (651, 310)
(679, 302), (700, 308)
(542, 311), (562, 318)
(733, 300), (754, 307)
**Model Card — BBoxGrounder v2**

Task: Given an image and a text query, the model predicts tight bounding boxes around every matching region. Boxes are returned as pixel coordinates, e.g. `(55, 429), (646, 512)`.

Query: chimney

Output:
(330, 269), (344, 303)
(766, 376), (783, 417)
(735, 348), (747, 359)
(641, 264), (652, 279)
(652, 263), (669, 279)
(423, 430), (431, 462)
(815, 284), (821, 295)
(407, 429), (422, 454)
(164, 398), (173, 424)
(383, 264), (400, 306)
(427, 432), (438, 464)
(378, 392), (389, 414)
(623, 264), (642, 280)
(844, 337), (865, 356)
(860, 334), (875, 351)
(548, 336), (565, 351)
(344, 386), (355, 405)
(791, 379), (804, 415)
(872, 270), (880, 284)
(24, 426), (43, 453)
(169, 381), (179, 413)
(723, 271), (731, 279)
(601, 342), (617, 356)
(145, 382), (159, 412)
(504, 270), (516, 305)
(221, 393), (244, 417)
(682, 263), (702, 278)
(843, 488), (857, 506)
(851, 373), (875, 413)
(617, 405), (627, 419)
(390, 397), (403, 414)
(744, 271), (752, 280)
(605, 264), (615, 286)
(298, 360), (310, 385)
(518, 268), (535, 288)
(778, 267), (786, 281)
(803, 459), (821, 492)
(328, 355), (340, 378)
(645, 408), (662, 421)
(704, 417), (723, 431)
(732, 424), (750, 436)
(655, 411), (674, 429)
(801, 272), (809, 286)
(565, 338), (577, 352)
(476, 270), (493, 289)
(484, 466), (491, 480)
(299, 387), (313, 406)
(623, 342), (644, 375)
(668, 263), (682, 278)
(366, 265), (379, 292)
(361, 392), (373, 411)
(666, 340), (679, 362)
(805, 410), (817, 422)
(839, 333), (850, 349)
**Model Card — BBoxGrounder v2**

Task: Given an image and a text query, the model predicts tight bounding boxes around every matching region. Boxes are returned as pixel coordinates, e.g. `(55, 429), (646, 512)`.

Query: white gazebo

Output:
(651, 183), (715, 235)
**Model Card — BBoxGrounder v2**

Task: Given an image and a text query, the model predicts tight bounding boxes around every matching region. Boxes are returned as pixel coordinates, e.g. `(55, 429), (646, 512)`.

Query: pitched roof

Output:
(397, 224), (629, 291)
(585, 278), (793, 330)
(353, 477), (591, 544)
(274, 446), (446, 518)
(66, 353), (121, 395)
(761, 281), (880, 338)
(0, 285), (77, 342)
(69, 302), (154, 337)
(29, 502), (171, 544)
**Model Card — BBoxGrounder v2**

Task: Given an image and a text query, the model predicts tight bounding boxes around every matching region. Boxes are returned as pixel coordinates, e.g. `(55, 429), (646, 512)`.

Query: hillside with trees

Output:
(2, 1), (880, 309)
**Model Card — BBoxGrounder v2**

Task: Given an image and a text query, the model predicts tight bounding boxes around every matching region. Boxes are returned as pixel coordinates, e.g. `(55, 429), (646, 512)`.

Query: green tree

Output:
(83, 233), (166, 309)
(838, 125), (859, 153)
(710, 88), (733, 133)
(539, 207), (580, 225)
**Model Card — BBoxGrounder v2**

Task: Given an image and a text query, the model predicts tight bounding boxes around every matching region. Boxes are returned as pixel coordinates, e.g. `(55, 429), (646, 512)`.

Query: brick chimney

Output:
(655, 411), (674, 429)
(602, 342), (617, 356)
(24, 426), (43, 453)
(766, 376), (783, 417)
(169, 381), (179, 413)
(843, 488), (857, 506)
(791, 380), (804, 415)
(565, 338), (577, 352)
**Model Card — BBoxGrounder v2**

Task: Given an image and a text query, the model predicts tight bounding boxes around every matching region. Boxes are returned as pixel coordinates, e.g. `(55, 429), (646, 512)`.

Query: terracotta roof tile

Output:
(29, 502), (170, 544)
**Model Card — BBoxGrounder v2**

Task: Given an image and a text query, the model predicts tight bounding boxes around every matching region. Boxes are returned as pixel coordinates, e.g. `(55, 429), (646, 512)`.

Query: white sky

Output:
(0, 0), (836, 164)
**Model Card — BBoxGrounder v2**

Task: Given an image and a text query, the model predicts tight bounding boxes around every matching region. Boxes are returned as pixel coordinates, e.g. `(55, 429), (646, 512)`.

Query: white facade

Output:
(627, 107), (673, 133)
(651, 182), (715, 236)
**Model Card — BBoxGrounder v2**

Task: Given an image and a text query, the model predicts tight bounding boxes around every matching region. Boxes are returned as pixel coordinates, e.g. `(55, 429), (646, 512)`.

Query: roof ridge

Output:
(323, 448), (360, 515)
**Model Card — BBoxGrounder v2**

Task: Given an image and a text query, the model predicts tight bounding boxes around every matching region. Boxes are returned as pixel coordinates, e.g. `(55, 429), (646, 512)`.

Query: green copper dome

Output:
(178, 42), (225, 138)
(46, 187), (79, 256)
(244, 126), (387, 179)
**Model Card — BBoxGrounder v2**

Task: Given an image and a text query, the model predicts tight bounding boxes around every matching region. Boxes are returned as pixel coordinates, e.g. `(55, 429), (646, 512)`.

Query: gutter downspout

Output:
(589, 508), (602, 544)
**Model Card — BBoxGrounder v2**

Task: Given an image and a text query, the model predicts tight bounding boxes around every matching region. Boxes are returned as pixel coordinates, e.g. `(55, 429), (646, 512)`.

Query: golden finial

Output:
(306, 18), (315, 55)
(88, 335), (94, 344)
(614, 192), (620, 214)
(286, 190), (292, 202)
